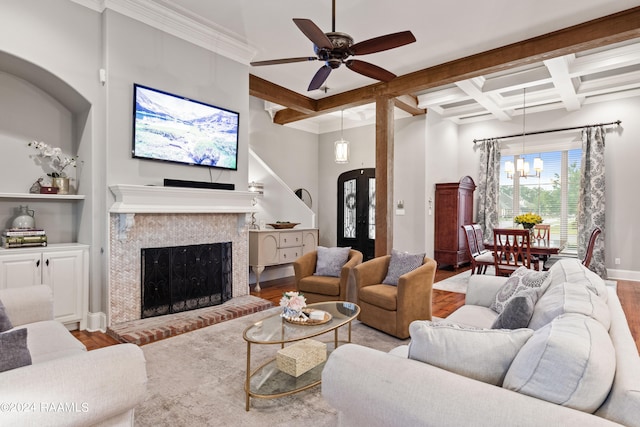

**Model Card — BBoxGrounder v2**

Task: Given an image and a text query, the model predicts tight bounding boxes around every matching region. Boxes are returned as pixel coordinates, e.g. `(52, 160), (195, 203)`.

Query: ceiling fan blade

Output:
(350, 31), (416, 55)
(308, 65), (332, 91)
(250, 57), (317, 66)
(346, 60), (396, 82)
(293, 18), (333, 50)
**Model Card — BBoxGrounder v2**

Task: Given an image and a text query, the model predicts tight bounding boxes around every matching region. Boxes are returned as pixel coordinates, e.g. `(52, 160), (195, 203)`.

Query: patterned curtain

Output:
(577, 126), (606, 278)
(477, 139), (501, 240)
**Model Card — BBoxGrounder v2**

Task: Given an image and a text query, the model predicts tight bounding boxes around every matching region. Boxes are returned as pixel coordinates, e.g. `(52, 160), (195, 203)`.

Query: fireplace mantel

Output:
(109, 184), (258, 214)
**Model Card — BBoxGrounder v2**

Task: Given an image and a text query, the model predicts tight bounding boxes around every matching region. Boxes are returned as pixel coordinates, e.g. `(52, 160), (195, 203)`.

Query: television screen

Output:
(132, 84), (239, 170)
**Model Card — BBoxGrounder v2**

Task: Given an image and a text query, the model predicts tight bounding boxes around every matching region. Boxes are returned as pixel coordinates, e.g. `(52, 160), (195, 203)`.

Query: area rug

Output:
(135, 306), (407, 426)
(432, 267), (497, 294)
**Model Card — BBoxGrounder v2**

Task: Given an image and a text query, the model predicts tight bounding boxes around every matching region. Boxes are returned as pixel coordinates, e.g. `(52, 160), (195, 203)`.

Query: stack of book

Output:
(2, 228), (47, 248)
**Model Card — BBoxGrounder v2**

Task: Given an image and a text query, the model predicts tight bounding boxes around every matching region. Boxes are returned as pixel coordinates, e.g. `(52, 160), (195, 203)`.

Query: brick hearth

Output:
(107, 295), (273, 345)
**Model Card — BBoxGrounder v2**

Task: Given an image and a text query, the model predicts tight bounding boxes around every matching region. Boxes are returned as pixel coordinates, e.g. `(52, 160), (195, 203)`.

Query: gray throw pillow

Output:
(491, 287), (539, 330)
(382, 249), (425, 286)
(0, 328), (32, 372)
(490, 267), (550, 313)
(314, 246), (351, 277)
(0, 299), (13, 332)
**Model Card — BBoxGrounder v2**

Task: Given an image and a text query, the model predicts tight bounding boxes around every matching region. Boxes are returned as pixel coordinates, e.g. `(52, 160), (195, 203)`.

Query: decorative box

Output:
(276, 339), (327, 377)
(40, 186), (59, 194)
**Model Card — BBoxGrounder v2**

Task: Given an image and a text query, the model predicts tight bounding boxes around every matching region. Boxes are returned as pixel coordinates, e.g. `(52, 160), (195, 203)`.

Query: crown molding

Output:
(69, 0), (255, 65)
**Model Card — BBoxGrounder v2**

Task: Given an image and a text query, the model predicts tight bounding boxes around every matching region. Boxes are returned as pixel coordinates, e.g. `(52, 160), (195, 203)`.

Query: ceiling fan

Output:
(250, 0), (416, 91)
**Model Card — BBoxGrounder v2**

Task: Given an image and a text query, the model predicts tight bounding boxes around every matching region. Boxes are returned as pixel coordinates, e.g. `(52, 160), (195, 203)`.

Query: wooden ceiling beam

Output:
(249, 74), (317, 114)
(393, 95), (427, 116)
(267, 6), (640, 124)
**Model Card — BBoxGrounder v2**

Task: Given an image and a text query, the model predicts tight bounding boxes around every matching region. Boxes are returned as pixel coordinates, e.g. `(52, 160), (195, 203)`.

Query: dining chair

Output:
(582, 227), (602, 268)
(533, 224), (550, 244)
(492, 228), (531, 276)
(461, 224), (493, 274)
(543, 227), (602, 270)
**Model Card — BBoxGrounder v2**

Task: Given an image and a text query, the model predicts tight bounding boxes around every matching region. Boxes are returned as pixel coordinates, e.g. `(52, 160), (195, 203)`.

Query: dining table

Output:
(483, 237), (566, 270)
(483, 238), (565, 257)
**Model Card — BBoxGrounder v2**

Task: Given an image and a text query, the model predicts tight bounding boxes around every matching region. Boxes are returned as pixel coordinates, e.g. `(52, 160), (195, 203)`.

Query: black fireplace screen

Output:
(141, 242), (232, 319)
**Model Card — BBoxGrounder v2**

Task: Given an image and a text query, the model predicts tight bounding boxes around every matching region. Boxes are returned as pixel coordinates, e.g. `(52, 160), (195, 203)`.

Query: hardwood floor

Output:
(73, 267), (639, 352)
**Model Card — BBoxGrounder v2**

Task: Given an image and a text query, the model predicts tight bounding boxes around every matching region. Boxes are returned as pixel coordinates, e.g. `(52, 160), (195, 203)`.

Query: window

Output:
(499, 149), (581, 253)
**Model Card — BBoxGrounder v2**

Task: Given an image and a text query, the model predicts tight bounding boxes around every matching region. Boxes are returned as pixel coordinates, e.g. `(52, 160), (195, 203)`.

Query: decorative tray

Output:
(283, 309), (332, 326)
(267, 222), (300, 229)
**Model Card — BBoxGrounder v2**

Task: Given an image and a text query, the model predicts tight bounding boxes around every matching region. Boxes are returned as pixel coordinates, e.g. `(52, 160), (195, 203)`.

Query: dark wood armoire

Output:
(434, 176), (476, 269)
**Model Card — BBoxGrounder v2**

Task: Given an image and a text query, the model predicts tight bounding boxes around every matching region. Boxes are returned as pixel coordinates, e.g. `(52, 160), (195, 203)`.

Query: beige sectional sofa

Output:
(322, 258), (640, 426)
(0, 285), (147, 426)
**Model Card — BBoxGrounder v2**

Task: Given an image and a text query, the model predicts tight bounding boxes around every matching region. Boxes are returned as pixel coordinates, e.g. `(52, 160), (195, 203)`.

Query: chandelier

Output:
(505, 88), (543, 179)
(334, 110), (349, 164)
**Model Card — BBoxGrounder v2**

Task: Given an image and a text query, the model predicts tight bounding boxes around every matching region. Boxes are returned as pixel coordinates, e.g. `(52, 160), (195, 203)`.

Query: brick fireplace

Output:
(108, 184), (257, 326)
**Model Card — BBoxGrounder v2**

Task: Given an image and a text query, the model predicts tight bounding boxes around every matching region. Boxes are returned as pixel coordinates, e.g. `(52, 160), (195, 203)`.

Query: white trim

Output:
(607, 268), (640, 282)
(86, 311), (107, 332)
(109, 184), (258, 214)
(70, 0), (255, 65)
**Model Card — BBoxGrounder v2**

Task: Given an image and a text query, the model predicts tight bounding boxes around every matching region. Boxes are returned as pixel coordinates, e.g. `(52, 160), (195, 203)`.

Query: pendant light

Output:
(507, 88), (543, 179)
(334, 110), (349, 164)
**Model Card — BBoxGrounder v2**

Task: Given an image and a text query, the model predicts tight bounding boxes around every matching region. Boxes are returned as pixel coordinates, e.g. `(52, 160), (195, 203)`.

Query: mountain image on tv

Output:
(133, 85), (239, 169)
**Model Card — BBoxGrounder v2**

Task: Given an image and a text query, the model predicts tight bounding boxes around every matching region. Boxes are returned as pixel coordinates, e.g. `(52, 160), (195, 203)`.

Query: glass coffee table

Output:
(243, 301), (360, 411)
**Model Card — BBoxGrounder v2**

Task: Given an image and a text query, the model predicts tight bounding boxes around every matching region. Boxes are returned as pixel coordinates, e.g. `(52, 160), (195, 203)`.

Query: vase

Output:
(51, 177), (70, 195)
(12, 205), (36, 229)
(522, 223), (535, 237)
(282, 307), (303, 319)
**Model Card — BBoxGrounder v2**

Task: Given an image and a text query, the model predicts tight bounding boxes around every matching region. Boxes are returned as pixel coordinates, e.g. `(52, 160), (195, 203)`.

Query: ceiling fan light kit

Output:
(250, 0), (416, 91)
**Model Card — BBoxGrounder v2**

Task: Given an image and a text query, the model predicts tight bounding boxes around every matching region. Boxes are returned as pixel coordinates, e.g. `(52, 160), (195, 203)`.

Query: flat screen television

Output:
(132, 83), (239, 170)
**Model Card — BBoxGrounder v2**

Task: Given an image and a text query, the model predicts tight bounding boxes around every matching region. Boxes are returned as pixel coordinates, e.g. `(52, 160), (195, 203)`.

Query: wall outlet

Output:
(615, 257), (621, 265)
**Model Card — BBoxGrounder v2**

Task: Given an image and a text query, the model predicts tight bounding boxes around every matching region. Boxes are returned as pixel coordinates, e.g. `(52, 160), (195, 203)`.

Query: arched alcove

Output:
(0, 50), (92, 243)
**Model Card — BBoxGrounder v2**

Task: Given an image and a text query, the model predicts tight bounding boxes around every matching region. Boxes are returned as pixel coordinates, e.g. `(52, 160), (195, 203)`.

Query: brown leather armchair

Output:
(353, 255), (437, 339)
(294, 249), (363, 304)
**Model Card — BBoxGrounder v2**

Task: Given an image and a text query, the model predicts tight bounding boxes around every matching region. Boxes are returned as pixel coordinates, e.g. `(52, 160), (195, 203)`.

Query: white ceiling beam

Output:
(416, 86), (468, 108)
(481, 66), (552, 94)
(544, 56), (583, 111)
(455, 78), (512, 121)
(571, 42), (640, 77)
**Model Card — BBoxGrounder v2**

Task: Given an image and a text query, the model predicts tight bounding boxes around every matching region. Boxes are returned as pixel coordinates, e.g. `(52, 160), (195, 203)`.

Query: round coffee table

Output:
(243, 301), (360, 410)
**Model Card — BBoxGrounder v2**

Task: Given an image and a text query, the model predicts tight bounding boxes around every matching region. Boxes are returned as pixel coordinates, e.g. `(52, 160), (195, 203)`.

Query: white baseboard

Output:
(86, 311), (107, 332)
(248, 265), (294, 285)
(606, 268), (640, 282)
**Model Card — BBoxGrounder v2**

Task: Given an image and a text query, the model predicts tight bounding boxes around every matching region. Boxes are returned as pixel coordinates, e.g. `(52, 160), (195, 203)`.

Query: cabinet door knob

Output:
(36, 259), (40, 267)
(45, 259), (49, 267)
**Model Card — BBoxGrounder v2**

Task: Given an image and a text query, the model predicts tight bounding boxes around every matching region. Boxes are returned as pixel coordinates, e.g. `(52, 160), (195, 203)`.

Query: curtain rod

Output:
(473, 120), (621, 144)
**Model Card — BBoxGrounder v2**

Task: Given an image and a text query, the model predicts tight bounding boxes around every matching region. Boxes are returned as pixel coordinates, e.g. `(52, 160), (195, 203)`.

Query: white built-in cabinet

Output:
(0, 243), (89, 330)
(249, 228), (318, 291)
(0, 192), (89, 331)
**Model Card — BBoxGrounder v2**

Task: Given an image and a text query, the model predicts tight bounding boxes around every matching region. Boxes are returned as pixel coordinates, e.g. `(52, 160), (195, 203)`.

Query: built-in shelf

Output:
(0, 192), (85, 200)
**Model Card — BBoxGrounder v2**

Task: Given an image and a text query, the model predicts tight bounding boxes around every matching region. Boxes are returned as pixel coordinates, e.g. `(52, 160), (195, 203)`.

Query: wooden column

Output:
(375, 96), (394, 257)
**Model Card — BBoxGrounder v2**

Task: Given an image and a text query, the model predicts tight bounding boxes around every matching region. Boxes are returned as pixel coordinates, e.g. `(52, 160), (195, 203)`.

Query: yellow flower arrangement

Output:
(514, 212), (543, 227)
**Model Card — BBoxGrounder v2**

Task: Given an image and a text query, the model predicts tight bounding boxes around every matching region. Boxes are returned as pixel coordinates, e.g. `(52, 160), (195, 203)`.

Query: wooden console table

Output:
(249, 228), (318, 291)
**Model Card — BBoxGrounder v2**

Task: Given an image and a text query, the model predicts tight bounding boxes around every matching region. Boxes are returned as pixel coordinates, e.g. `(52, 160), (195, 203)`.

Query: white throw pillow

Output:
(528, 281), (611, 331)
(503, 313), (616, 413)
(548, 258), (608, 301)
(408, 320), (533, 386)
(490, 267), (550, 313)
(314, 246), (351, 277)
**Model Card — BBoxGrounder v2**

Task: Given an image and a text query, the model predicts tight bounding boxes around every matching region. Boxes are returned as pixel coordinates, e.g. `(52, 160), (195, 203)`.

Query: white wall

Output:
(424, 113), (460, 258)
(0, 0), (104, 311)
(104, 10), (250, 192)
(249, 96), (319, 216)
(0, 1), (256, 321)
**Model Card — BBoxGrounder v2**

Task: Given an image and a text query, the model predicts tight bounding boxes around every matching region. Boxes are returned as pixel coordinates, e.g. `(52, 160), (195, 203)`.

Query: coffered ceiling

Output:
(76, 0), (640, 133)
